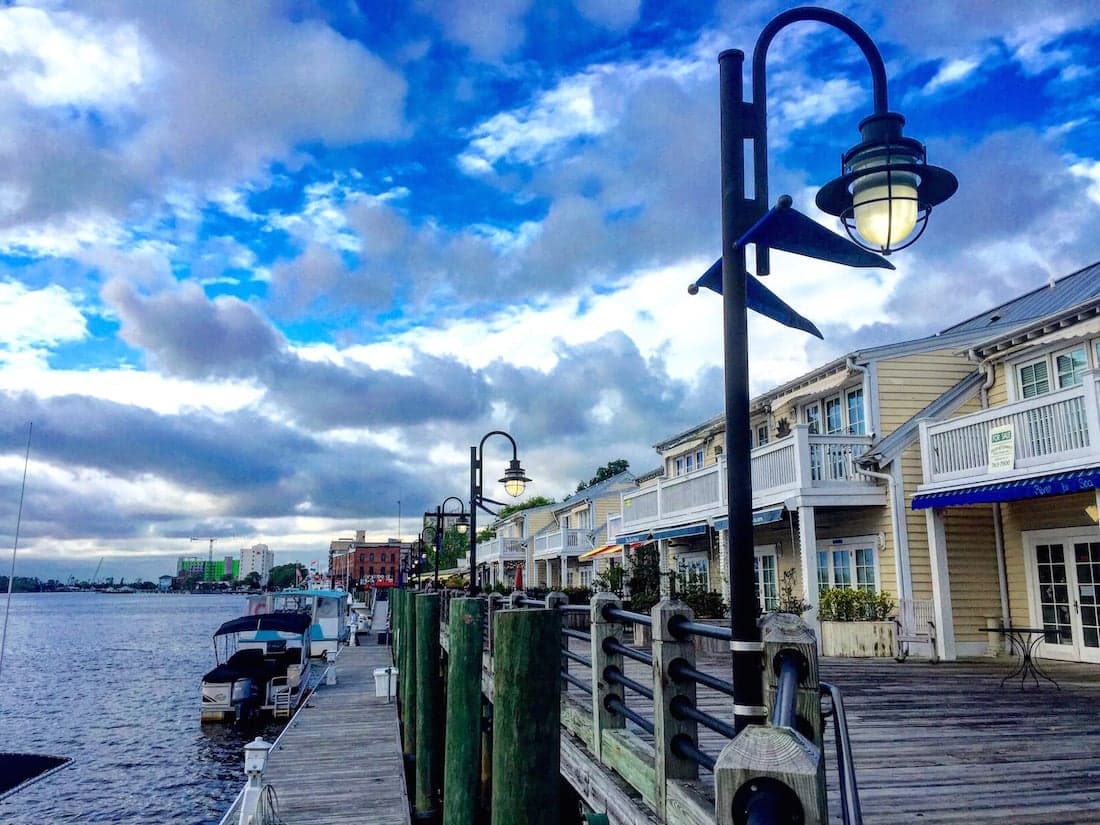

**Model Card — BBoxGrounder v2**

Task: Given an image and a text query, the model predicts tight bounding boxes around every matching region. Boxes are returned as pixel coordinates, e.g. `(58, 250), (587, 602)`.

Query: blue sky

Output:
(0, 0), (1097, 581)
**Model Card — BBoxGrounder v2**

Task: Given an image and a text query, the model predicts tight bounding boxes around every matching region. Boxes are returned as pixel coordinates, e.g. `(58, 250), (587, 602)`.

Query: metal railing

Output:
(418, 586), (864, 825)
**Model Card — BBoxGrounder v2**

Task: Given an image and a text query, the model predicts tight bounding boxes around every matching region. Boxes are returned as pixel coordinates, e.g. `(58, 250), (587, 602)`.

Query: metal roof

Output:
(939, 260), (1100, 335)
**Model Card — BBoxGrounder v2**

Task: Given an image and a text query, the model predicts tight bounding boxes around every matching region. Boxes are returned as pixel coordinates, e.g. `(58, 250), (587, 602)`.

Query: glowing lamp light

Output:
(816, 112), (957, 254)
(454, 515), (469, 535)
(500, 459), (531, 497)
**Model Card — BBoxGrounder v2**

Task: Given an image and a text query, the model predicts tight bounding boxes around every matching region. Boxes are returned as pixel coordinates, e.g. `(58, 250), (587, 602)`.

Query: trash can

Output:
(373, 667), (397, 698)
(376, 629), (389, 645)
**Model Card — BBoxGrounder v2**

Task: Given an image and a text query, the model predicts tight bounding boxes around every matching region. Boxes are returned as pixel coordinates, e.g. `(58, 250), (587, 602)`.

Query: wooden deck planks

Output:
(258, 640), (410, 825)
(563, 640), (1100, 824)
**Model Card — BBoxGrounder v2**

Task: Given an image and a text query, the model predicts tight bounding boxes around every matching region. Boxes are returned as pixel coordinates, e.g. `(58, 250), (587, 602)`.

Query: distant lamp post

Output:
(425, 496), (471, 588)
(468, 430), (531, 595)
(706, 6), (957, 736)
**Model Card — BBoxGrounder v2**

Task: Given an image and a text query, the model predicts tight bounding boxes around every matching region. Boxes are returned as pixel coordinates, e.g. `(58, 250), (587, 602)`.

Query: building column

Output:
(797, 505), (820, 645)
(925, 507), (957, 661)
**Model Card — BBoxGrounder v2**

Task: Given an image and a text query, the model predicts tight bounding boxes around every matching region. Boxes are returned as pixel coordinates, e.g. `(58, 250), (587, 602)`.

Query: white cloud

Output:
(922, 57), (981, 94)
(0, 281), (86, 359)
(1071, 158), (1100, 205)
(0, 6), (148, 108)
(458, 48), (712, 174)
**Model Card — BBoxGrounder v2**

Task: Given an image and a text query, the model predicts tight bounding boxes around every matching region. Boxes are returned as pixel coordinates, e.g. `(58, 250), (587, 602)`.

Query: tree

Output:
(478, 495), (557, 540)
(422, 525), (469, 572)
(268, 562), (306, 589)
(576, 459), (630, 492)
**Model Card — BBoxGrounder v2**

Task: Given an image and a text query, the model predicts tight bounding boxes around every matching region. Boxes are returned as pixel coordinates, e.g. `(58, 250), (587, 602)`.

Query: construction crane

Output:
(92, 556), (104, 585)
(190, 536), (217, 564)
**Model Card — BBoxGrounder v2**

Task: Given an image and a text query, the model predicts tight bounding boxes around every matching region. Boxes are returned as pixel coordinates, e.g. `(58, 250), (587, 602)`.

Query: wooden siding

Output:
(1000, 491), (1098, 627)
(942, 505), (999, 642)
(875, 348), (977, 435)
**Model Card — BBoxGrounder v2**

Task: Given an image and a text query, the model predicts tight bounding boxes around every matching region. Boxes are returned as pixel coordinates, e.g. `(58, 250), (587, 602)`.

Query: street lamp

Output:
(425, 496), (471, 588)
(468, 430), (531, 595)
(710, 7), (957, 734)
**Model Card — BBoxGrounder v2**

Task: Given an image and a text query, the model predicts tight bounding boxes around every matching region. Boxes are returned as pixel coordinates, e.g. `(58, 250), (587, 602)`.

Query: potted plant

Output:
(818, 587), (896, 657)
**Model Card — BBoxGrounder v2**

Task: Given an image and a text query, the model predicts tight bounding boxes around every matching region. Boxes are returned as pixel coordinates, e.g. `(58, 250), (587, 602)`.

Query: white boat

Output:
(245, 588), (350, 658)
(200, 612), (312, 723)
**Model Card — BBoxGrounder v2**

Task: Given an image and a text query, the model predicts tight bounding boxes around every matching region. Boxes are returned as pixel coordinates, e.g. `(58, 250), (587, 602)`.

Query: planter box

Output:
(820, 620), (895, 658)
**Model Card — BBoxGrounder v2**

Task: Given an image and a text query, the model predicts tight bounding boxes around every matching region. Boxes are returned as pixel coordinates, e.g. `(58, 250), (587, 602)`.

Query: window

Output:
(674, 456), (684, 476)
(753, 547), (778, 612)
(1018, 359), (1050, 399)
(755, 423), (769, 447)
(846, 388), (865, 435)
(696, 449), (705, 468)
(816, 537), (879, 593)
(1055, 347), (1087, 389)
(369, 553), (375, 562)
(804, 403), (821, 434)
(359, 553), (365, 563)
(368, 566), (374, 576)
(825, 396), (843, 434)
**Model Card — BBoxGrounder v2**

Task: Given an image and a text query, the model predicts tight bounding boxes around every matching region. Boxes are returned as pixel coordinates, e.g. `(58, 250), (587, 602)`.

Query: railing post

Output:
(794, 423), (812, 487)
(442, 597), (485, 825)
(490, 608), (562, 825)
(760, 612), (824, 748)
(546, 591), (569, 691)
(590, 592), (624, 760)
(415, 593), (442, 820)
(652, 598), (698, 820)
(714, 612), (827, 825)
(1083, 370), (1100, 449)
(401, 589), (418, 762)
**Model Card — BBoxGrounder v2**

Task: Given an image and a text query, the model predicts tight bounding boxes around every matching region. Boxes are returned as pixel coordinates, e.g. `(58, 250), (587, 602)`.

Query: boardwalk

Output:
(240, 640), (409, 825)
(595, 647), (1100, 824)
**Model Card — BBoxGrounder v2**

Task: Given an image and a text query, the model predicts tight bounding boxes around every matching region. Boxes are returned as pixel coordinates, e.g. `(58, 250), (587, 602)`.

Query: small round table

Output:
(990, 627), (1060, 690)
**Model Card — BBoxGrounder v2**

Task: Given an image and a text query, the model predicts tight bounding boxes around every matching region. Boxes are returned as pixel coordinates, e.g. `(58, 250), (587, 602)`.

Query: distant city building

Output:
(158, 574), (174, 592)
(329, 530), (407, 589)
(176, 555), (241, 582)
(240, 543), (274, 584)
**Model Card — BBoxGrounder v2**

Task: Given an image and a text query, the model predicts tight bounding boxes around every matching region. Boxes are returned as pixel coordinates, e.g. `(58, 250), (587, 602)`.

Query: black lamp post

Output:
(716, 7), (956, 734)
(425, 496), (470, 588)
(467, 430), (531, 595)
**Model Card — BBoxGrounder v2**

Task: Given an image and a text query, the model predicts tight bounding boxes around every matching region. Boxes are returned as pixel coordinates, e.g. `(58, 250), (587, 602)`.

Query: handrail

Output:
(670, 695), (736, 740)
(668, 615), (734, 641)
(668, 658), (735, 697)
(605, 696), (654, 736)
(602, 637), (652, 667)
(604, 666), (654, 701)
(670, 733), (716, 772)
(601, 604), (652, 627)
(771, 651), (803, 730)
(822, 680), (864, 825)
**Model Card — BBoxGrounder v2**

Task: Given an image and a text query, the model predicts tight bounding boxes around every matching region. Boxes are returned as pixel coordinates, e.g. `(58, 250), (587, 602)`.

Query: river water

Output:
(0, 592), (284, 824)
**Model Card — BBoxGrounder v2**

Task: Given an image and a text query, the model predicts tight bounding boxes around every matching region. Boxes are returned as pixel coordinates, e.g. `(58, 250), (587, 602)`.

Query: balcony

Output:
(917, 376), (1100, 492)
(619, 425), (879, 535)
(532, 528), (592, 558)
(478, 536), (526, 564)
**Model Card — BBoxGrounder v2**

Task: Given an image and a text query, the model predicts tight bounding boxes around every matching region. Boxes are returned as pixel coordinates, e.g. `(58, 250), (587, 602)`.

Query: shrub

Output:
(560, 586), (592, 604)
(774, 568), (811, 615)
(818, 587), (895, 621)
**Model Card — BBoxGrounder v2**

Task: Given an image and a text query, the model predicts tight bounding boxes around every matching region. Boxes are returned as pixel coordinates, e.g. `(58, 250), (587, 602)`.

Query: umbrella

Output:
(514, 564), (523, 592)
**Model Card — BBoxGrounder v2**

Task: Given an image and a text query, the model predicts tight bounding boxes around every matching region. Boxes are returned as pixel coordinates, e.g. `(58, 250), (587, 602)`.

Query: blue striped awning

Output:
(713, 506), (786, 532)
(911, 469), (1100, 510)
(615, 522), (708, 545)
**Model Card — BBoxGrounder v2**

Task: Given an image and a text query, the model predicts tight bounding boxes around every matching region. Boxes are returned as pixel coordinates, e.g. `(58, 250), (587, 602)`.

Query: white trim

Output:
(925, 508), (957, 661)
(1021, 526), (1100, 663)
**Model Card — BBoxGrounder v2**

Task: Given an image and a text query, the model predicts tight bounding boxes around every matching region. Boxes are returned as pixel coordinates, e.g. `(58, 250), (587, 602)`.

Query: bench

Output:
(894, 597), (938, 663)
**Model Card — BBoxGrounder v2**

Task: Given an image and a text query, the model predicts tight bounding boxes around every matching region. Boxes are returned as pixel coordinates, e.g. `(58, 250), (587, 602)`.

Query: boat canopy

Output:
(214, 612), (312, 637)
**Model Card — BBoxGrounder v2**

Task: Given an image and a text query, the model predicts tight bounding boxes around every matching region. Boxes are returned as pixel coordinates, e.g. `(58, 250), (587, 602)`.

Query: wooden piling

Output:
(401, 589), (417, 760)
(490, 608), (561, 825)
(415, 593), (442, 819)
(442, 597), (484, 825)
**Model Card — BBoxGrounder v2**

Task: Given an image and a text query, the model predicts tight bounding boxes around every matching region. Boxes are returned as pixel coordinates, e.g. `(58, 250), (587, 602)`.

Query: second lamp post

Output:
(467, 430), (531, 595)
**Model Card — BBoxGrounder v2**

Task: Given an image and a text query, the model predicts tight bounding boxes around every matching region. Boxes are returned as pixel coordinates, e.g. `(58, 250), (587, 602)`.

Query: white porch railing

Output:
(619, 425), (875, 534)
(919, 376), (1100, 487)
(533, 528), (591, 557)
(479, 536), (525, 563)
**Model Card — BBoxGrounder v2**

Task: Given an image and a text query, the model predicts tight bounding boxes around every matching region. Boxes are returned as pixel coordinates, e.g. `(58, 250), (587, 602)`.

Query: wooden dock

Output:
(597, 647), (1100, 824)
(223, 639), (410, 825)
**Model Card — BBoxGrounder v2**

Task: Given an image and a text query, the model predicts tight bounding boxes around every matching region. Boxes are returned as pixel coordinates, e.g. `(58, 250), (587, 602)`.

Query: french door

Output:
(1027, 530), (1100, 663)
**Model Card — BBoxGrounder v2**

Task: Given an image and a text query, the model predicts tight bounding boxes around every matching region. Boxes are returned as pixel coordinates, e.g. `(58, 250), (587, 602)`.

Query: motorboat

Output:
(245, 588), (349, 658)
(200, 612), (312, 723)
